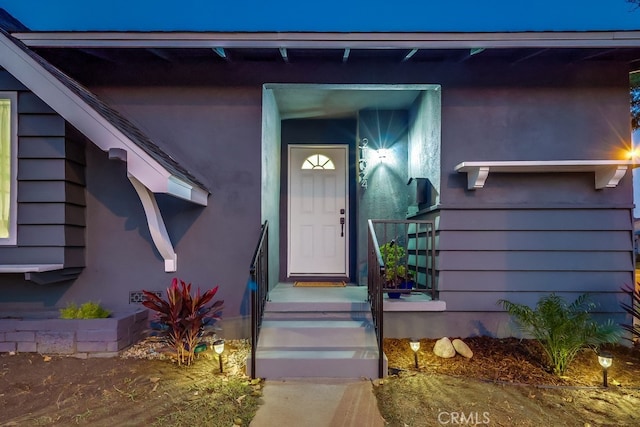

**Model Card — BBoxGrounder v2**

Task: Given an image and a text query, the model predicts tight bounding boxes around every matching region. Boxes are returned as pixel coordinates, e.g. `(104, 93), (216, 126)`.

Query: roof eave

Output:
(0, 30), (209, 206)
(12, 30), (640, 49)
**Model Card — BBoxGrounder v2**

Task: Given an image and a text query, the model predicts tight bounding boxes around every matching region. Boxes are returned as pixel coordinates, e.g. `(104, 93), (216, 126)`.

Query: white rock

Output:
(433, 337), (456, 358)
(452, 338), (473, 358)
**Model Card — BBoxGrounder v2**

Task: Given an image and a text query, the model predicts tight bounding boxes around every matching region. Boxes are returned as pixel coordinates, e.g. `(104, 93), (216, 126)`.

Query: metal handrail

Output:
(367, 219), (385, 378)
(249, 221), (269, 379)
(368, 219), (437, 377)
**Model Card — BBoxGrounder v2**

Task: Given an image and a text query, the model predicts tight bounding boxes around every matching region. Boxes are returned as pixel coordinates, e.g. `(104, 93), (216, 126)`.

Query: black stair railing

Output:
(367, 220), (385, 378)
(368, 219), (437, 378)
(249, 221), (269, 379)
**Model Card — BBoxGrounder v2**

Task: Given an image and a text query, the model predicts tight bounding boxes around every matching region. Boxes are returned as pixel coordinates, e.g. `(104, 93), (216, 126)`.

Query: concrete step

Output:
(265, 300), (370, 313)
(250, 286), (384, 379)
(262, 310), (372, 321)
(250, 348), (385, 379)
(258, 319), (377, 347)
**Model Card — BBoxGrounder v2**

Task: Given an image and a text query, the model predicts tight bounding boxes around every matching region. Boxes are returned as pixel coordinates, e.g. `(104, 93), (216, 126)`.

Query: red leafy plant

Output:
(143, 278), (224, 366)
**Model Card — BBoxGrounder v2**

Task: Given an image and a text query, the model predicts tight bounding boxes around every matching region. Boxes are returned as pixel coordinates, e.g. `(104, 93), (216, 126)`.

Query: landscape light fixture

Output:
(410, 338), (420, 368)
(597, 350), (613, 387)
(213, 339), (225, 373)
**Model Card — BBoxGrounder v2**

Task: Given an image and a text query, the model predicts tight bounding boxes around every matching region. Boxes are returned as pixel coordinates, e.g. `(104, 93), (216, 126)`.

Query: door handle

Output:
(340, 217), (345, 237)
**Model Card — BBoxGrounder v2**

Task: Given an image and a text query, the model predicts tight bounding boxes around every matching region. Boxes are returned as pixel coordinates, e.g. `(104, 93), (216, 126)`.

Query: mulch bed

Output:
(384, 337), (640, 388)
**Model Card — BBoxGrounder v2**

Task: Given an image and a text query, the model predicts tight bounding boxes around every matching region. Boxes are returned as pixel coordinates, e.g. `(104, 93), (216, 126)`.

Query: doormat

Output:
(294, 281), (346, 287)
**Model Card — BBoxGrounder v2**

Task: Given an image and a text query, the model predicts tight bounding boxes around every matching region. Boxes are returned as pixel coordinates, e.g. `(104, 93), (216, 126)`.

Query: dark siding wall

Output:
(0, 70), (85, 272)
(426, 61), (634, 337)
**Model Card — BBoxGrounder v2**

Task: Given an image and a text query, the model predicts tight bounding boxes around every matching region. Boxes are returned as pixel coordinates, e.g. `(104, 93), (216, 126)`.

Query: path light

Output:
(598, 350), (613, 387)
(213, 339), (225, 373)
(410, 338), (420, 369)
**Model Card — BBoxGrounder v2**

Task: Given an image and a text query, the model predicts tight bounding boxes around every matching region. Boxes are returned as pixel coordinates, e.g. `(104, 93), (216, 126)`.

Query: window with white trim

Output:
(0, 92), (17, 245)
(301, 154), (335, 170)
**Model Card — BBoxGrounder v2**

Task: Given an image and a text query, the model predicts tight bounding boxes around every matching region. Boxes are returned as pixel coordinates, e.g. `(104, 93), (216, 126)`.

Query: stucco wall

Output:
(73, 86), (262, 338)
(261, 88), (281, 292)
(0, 58), (634, 340)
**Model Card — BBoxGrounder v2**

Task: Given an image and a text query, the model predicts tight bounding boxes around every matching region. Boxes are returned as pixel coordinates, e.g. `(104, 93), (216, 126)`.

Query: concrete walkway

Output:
(250, 378), (386, 427)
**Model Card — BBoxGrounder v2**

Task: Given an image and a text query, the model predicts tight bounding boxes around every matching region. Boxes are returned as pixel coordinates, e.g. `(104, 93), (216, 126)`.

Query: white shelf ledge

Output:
(0, 264), (63, 273)
(455, 160), (634, 190)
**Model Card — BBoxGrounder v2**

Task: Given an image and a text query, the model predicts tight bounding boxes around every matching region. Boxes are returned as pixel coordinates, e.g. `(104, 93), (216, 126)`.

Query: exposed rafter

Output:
(279, 47), (289, 63)
(402, 48), (418, 62)
(342, 47), (350, 63)
(511, 48), (549, 64)
(147, 48), (173, 61)
(577, 48), (618, 61)
(458, 47), (487, 62)
(213, 47), (228, 60)
(79, 48), (118, 62)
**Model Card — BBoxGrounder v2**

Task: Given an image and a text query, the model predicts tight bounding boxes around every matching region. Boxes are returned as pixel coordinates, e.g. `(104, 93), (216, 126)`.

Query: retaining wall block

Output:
(76, 341), (108, 352)
(0, 320), (18, 332)
(36, 331), (75, 354)
(0, 342), (16, 352)
(6, 331), (35, 342)
(77, 329), (118, 342)
(17, 342), (37, 352)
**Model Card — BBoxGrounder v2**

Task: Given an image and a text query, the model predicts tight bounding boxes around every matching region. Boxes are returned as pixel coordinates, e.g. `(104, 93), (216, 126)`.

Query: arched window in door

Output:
(301, 154), (335, 170)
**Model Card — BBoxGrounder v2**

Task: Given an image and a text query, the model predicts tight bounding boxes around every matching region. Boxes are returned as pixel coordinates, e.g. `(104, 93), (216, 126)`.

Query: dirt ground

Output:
(378, 337), (640, 426)
(0, 340), (258, 427)
(0, 337), (639, 426)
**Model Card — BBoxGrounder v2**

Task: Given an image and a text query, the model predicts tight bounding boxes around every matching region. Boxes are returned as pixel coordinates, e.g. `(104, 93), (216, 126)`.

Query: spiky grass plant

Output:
(499, 293), (621, 375)
(620, 283), (640, 340)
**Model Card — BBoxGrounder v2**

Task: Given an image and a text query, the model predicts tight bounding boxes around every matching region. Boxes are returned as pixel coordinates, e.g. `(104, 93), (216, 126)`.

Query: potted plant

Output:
(379, 240), (414, 298)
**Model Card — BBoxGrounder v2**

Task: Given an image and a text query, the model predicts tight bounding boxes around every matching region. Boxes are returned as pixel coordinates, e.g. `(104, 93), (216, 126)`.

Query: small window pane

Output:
(301, 154), (335, 170)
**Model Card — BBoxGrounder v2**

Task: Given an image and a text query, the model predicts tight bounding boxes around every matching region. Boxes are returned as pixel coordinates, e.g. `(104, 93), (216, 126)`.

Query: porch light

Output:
(213, 339), (225, 373)
(597, 350), (613, 387)
(377, 148), (390, 161)
(410, 338), (420, 368)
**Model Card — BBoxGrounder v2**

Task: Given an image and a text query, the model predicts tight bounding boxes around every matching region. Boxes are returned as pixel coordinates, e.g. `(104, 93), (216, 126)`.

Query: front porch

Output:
(248, 283), (382, 379)
(247, 281), (445, 379)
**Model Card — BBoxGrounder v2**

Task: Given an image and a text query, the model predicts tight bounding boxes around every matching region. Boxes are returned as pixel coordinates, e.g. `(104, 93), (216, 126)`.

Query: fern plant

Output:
(143, 278), (223, 366)
(498, 293), (621, 375)
(620, 283), (640, 340)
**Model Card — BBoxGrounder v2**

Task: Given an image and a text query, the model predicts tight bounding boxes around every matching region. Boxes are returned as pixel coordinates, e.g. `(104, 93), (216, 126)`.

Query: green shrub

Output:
(59, 301), (111, 319)
(379, 240), (406, 285)
(498, 293), (621, 375)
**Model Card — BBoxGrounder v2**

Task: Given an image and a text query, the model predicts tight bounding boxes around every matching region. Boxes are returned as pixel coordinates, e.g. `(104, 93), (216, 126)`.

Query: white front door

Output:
(288, 145), (348, 277)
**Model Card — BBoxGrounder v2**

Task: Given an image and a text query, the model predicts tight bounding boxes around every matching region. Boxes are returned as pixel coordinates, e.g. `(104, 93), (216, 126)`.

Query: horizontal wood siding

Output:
(437, 208), (633, 318)
(0, 72), (86, 271)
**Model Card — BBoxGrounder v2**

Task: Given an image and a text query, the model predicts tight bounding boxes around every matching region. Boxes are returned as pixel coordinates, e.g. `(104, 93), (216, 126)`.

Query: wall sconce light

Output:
(598, 350), (613, 387)
(213, 339), (225, 373)
(377, 148), (390, 161)
(410, 338), (420, 368)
